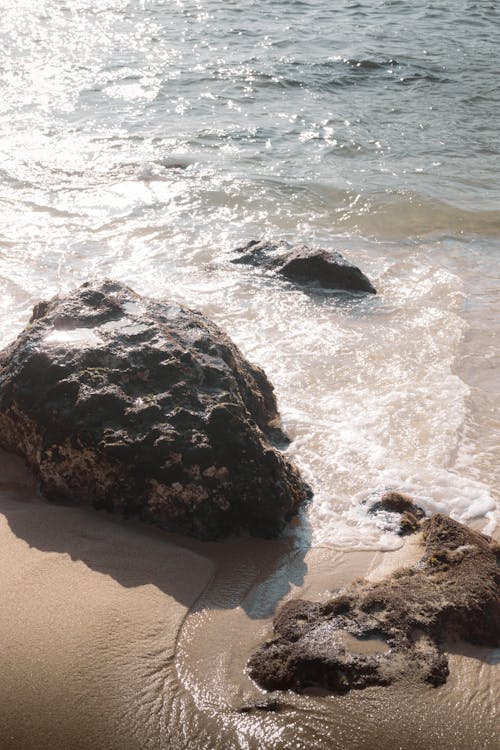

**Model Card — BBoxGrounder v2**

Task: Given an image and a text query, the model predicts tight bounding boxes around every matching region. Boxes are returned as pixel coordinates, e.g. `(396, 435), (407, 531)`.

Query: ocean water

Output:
(0, 0), (499, 549)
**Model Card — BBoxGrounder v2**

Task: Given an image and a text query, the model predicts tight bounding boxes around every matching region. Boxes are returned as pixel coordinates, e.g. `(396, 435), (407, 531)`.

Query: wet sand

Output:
(0, 451), (213, 750)
(0, 451), (498, 750)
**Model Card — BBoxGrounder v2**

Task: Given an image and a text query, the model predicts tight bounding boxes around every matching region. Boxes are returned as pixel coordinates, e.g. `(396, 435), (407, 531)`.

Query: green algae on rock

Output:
(0, 280), (310, 539)
(248, 513), (500, 694)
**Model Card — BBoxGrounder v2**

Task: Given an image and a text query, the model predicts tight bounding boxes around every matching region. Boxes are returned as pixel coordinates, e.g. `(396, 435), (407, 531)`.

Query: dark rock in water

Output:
(237, 696), (282, 714)
(232, 240), (376, 294)
(373, 490), (426, 518)
(0, 280), (310, 539)
(369, 490), (426, 536)
(248, 514), (500, 694)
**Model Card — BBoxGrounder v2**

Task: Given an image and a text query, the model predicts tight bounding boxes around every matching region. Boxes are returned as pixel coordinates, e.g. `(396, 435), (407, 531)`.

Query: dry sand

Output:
(0, 450), (498, 750)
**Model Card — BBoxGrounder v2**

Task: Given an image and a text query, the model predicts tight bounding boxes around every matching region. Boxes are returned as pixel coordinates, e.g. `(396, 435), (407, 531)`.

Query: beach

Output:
(0, 1), (499, 747)
(1, 450), (498, 750)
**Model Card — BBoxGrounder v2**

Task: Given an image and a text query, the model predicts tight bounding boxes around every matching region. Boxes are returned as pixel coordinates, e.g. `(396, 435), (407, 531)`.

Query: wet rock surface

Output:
(0, 280), (310, 539)
(368, 490), (426, 536)
(232, 240), (377, 294)
(248, 513), (500, 694)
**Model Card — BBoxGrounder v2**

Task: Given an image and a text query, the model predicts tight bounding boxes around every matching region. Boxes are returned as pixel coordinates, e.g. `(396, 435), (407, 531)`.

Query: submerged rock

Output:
(237, 696), (282, 714)
(368, 490), (426, 536)
(232, 240), (376, 294)
(0, 280), (310, 539)
(248, 514), (500, 694)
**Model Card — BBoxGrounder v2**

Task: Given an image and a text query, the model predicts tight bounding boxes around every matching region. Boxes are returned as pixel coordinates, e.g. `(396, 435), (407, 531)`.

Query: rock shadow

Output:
(0, 450), (310, 620)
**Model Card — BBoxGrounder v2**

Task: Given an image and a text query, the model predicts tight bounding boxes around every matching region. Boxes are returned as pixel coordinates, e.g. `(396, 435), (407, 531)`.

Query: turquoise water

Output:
(0, 0), (498, 546)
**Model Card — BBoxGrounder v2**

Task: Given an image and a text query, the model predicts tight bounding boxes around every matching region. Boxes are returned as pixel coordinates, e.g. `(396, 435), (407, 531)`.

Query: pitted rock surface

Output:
(232, 240), (376, 294)
(248, 514), (500, 693)
(0, 280), (310, 539)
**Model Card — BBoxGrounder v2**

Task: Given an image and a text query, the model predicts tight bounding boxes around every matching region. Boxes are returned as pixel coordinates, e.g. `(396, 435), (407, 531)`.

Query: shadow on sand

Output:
(0, 449), (310, 619)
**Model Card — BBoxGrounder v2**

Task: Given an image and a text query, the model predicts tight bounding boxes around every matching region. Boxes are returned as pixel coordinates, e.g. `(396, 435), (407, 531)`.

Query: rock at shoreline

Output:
(368, 490), (426, 536)
(232, 240), (377, 294)
(0, 280), (310, 539)
(248, 513), (500, 694)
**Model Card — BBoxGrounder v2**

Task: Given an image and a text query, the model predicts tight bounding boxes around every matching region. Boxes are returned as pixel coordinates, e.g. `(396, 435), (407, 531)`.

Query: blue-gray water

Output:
(1, 1), (499, 539)
(1, 3), (499, 750)
(1, 0), (499, 547)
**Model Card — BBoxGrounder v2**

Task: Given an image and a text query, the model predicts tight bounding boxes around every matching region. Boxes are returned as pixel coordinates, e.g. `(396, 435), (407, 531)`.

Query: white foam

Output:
(184, 246), (499, 550)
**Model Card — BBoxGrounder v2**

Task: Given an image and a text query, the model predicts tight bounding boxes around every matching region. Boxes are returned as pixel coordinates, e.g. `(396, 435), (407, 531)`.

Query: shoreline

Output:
(1, 450), (498, 749)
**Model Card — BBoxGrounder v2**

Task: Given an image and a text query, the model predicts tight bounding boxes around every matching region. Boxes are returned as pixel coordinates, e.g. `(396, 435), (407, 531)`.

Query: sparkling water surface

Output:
(1, 0), (499, 547)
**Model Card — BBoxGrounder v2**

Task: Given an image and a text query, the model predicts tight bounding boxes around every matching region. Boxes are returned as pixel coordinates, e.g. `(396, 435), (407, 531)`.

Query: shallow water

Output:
(1, 0), (498, 549)
(0, 5), (499, 746)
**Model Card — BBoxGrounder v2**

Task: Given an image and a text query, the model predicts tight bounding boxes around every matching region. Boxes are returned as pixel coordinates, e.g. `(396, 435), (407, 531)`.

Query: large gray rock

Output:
(232, 240), (377, 294)
(0, 280), (310, 539)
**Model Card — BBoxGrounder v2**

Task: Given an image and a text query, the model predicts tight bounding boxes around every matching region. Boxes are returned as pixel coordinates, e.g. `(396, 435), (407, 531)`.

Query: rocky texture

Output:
(232, 240), (376, 294)
(369, 490), (426, 536)
(0, 280), (310, 539)
(248, 513), (500, 694)
(237, 696), (282, 714)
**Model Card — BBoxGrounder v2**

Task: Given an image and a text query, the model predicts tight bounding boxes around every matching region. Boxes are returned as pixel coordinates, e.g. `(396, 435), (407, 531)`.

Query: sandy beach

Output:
(1, 449), (497, 750)
(1, 1), (499, 748)
(0, 450), (213, 750)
